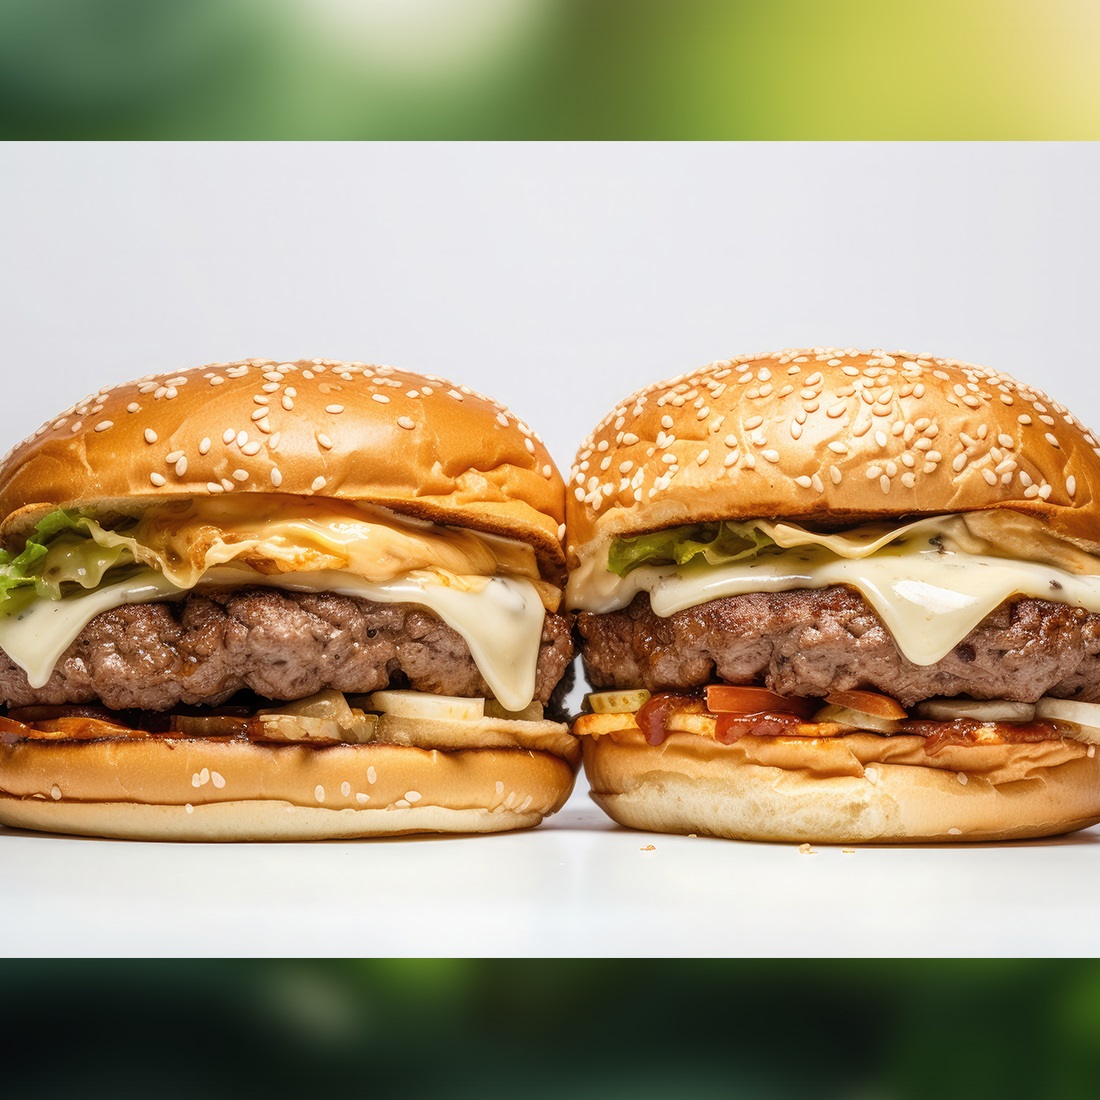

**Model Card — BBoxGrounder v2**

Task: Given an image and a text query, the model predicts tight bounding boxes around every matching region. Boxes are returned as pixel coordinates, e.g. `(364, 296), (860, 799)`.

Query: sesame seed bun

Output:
(567, 347), (1100, 844)
(0, 735), (579, 841)
(0, 358), (578, 841)
(0, 358), (565, 577)
(567, 347), (1100, 567)
(582, 729), (1100, 844)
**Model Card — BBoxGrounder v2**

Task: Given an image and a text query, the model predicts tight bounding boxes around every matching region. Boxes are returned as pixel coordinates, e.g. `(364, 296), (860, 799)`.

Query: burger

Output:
(0, 358), (579, 840)
(567, 348), (1100, 843)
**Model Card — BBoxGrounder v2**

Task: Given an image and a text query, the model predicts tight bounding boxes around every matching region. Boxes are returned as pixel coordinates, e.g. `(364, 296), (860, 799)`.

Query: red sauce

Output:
(900, 718), (1064, 755)
(635, 692), (700, 746)
(714, 711), (805, 744)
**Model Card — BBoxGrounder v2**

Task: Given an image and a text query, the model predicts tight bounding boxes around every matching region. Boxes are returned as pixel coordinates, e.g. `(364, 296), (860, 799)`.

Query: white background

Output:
(2, 142), (1100, 957)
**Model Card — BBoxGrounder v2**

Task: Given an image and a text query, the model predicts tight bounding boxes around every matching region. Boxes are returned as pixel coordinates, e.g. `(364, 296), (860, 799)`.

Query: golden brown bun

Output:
(0, 737), (578, 841)
(567, 347), (1100, 565)
(0, 358), (566, 576)
(581, 729), (1100, 843)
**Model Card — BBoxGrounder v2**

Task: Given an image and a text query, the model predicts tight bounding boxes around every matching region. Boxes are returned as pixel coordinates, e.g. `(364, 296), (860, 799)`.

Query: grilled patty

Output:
(577, 588), (1100, 706)
(0, 588), (575, 711)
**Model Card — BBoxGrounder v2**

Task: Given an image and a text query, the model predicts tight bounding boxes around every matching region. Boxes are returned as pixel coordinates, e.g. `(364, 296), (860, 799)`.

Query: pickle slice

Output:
(586, 689), (652, 715)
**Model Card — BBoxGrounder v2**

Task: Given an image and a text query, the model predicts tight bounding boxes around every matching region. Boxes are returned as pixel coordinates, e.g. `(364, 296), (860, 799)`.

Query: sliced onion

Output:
(366, 691), (484, 722)
(1033, 698), (1100, 744)
(586, 689), (651, 715)
(257, 690), (355, 724)
(171, 714), (251, 737)
(484, 699), (545, 722)
(812, 704), (901, 735)
(253, 713), (378, 744)
(825, 689), (906, 721)
(914, 698), (1036, 723)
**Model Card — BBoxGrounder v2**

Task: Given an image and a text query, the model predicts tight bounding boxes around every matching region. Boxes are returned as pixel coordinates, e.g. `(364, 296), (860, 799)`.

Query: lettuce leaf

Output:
(607, 522), (775, 577)
(0, 509), (135, 612)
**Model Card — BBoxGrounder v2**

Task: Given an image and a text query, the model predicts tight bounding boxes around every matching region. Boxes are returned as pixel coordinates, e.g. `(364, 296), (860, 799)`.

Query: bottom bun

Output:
(0, 738), (577, 841)
(582, 729), (1100, 843)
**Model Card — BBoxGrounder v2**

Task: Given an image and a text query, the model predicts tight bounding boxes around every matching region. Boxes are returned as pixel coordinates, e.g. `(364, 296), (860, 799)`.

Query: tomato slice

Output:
(825, 689), (906, 720)
(705, 685), (815, 719)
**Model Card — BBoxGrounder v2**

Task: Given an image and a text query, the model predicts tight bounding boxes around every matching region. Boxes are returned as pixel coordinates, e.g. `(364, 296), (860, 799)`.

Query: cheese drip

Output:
(0, 567), (546, 712)
(568, 513), (1100, 668)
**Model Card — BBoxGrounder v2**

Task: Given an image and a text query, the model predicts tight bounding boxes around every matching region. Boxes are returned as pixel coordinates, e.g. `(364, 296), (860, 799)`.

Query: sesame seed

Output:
(327, 404), (345, 414)
(1019, 414), (1032, 425)
(827, 402), (846, 418)
(149, 472), (166, 487)
(94, 420), (113, 432)
(981, 468), (997, 486)
(199, 437), (211, 454)
(315, 785), (325, 803)
(165, 450), (184, 463)
(144, 429), (158, 444)
(952, 453), (968, 472)
(312, 475), (327, 491)
(211, 771), (225, 789)
(175, 456), (188, 476)
(127, 403), (140, 413)
(696, 449), (709, 465)
(827, 441), (847, 453)
(317, 433), (333, 449)
(762, 450), (780, 463)
(744, 416), (763, 430)
(250, 407), (267, 421)
(1045, 433), (1060, 448)
(241, 441), (261, 456)
(1067, 475), (1077, 497)
(661, 415), (674, 428)
(397, 416), (415, 430)
(282, 396), (294, 411)
(231, 468), (248, 482)
(524, 438), (535, 453)
(262, 382), (279, 393)
(795, 475), (812, 489)
(270, 468), (283, 487)
(222, 429), (235, 444)
(830, 465), (843, 484)
(221, 478), (235, 492)
(207, 481), (223, 494)
(622, 433), (639, 445)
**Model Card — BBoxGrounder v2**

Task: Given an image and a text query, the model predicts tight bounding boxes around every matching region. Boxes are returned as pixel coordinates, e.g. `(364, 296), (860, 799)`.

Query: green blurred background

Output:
(5, 959), (1100, 1097)
(1, 0), (1098, 138)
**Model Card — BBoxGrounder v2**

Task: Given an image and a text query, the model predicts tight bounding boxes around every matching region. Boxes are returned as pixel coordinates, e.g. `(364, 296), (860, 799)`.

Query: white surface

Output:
(2, 141), (1100, 957)
(5, 786), (1100, 957)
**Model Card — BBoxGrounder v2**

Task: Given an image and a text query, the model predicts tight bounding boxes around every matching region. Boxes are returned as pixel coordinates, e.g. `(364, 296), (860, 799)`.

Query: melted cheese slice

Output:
(571, 535), (1100, 668)
(0, 566), (546, 712)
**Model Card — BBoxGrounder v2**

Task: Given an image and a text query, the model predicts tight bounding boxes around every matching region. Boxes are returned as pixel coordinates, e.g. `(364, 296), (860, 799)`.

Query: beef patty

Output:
(0, 589), (575, 711)
(578, 588), (1100, 707)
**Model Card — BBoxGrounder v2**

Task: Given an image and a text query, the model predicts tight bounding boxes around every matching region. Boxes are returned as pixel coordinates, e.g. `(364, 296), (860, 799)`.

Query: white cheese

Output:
(570, 541), (1100, 668)
(0, 566), (546, 713)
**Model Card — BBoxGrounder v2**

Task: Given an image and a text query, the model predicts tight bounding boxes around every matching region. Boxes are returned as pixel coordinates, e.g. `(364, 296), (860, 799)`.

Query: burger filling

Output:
(0, 497), (574, 746)
(569, 509), (1100, 751)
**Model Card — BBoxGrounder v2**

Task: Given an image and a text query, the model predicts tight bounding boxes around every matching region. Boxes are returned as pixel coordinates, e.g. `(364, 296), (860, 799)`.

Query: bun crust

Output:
(0, 358), (566, 575)
(582, 730), (1100, 843)
(0, 738), (578, 841)
(567, 347), (1100, 564)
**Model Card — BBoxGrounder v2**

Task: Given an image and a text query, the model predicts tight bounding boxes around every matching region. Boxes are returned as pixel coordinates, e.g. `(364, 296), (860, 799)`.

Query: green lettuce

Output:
(607, 521), (775, 577)
(0, 509), (134, 612)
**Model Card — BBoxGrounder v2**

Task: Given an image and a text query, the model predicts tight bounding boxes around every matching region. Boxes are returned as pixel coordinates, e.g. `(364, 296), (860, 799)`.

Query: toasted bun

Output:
(581, 729), (1100, 843)
(567, 347), (1100, 565)
(0, 736), (578, 841)
(0, 358), (566, 576)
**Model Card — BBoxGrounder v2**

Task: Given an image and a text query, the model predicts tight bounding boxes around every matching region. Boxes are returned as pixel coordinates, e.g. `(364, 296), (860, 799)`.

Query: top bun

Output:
(0, 358), (566, 575)
(567, 347), (1100, 563)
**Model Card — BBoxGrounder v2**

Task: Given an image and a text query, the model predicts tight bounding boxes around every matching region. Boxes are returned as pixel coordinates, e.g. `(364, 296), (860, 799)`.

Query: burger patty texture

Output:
(579, 589), (1100, 707)
(0, 590), (575, 711)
